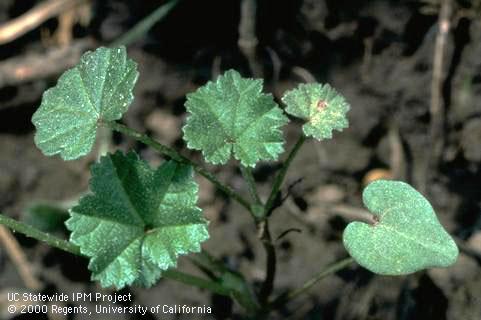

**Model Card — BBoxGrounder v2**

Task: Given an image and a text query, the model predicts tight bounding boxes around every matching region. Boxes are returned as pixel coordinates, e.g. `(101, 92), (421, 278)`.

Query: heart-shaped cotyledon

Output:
(343, 180), (459, 275)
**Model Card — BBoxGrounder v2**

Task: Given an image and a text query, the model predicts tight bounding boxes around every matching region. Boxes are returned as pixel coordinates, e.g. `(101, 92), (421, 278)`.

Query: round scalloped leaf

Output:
(32, 46), (138, 160)
(182, 70), (289, 167)
(282, 83), (349, 140)
(66, 151), (209, 289)
(343, 180), (458, 275)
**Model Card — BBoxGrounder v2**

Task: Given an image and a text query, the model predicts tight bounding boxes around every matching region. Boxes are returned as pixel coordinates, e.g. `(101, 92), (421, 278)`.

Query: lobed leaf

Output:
(66, 151), (209, 289)
(182, 70), (289, 167)
(32, 46), (138, 160)
(282, 83), (349, 140)
(343, 180), (458, 275)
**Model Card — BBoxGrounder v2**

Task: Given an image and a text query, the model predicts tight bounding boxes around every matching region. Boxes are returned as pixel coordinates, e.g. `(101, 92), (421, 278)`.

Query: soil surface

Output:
(1, 1), (481, 319)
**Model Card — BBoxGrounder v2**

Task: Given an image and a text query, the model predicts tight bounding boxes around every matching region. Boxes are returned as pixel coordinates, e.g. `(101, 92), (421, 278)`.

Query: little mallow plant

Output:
(0, 46), (459, 315)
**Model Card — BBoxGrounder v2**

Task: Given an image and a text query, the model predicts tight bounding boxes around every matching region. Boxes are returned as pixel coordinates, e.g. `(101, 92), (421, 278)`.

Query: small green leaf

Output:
(282, 83), (349, 140)
(343, 180), (458, 275)
(182, 70), (289, 167)
(66, 151), (209, 289)
(32, 46), (138, 160)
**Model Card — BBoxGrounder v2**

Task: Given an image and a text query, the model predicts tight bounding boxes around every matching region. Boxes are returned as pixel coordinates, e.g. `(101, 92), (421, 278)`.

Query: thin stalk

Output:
(237, 139), (307, 305)
(191, 250), (231, 275)
(0, 213), (232, 297)
(162, 269), (231, 296)
(265, 135), (306, 215)
(239, 166), (277, 305)
(269, 257), (354, 308)
(424, 0), (452, 193)
(105, 121), (251, 211)
(258, 220), (276, 305)
(189, 251), (261, 313)
(0, 213), (80, 255)
(240, 166), (263, 214)
(111, 0), (180, 47)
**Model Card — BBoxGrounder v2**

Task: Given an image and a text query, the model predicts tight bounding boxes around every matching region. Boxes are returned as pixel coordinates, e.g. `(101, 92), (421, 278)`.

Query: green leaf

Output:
(282, 83), (349, 140)
(343, 180), (459, 275)
(182, 70), (289, 167)
(66, 151), (209, 289)
(32, 46), (138, 160)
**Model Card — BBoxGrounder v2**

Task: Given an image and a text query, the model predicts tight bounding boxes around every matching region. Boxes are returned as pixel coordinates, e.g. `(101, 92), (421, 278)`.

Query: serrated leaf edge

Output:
(282, 83), (350, 141)
(66, 151), (209, 289)
(182, 70), (288, 167)
(32, 46), (139, 160)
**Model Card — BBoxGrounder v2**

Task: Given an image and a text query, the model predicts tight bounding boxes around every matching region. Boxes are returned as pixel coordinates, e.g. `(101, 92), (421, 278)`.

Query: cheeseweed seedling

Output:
(0, 46), (458, 315)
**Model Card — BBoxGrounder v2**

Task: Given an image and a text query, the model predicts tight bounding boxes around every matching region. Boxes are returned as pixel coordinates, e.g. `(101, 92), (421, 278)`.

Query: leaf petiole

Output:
(111, 0), (180, 47)
(269, 257), (354, 308)
(0, 213), (80, 255)
(240, 166), (264, 218)
(162, 269), (231, 296)
(265, 134), (306, 216)
(0, 213), (232, 296)
(105, 121), (251, 211)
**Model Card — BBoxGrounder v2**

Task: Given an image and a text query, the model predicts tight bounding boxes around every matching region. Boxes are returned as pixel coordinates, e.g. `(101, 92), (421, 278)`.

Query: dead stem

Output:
(0, 0), (89, 45)
(0, 38), (93, 88)
(427, 0), (453, 189)
(0, 225), (42, 290)
(238, 0), (263, 77)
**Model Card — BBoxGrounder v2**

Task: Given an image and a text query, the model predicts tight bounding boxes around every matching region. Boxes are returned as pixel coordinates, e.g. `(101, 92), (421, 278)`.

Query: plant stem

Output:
(0, 213), (80, 255)
(269, 257), (354, 308)
(258, 220), (276, 305)
(265, 134), (306, 216)
(111, 0), (180, 47)
(191, 250), (231, 275)
(162, 269), (231, 296)
(106, 121), (251, 211)
(238, 136), (306, 306)
(190, 251), (261, 313)
(0, 213), (233, 297)
(240, 166), (263, 216)
(238, 167), (277, 305)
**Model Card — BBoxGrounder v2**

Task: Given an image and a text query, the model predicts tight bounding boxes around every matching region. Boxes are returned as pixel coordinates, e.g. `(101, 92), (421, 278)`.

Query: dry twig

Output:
(429, 0), (452, 174)
(238, 0), (263, 77)
(455, 236), (481, 263)
(54, 6), (76, 47)
(0, 225), (42, 290)
(291, 66), (317, 83)
(389, 123), (406, 180)
(0, 0), (89, 45)
(0, 38), (94, 88)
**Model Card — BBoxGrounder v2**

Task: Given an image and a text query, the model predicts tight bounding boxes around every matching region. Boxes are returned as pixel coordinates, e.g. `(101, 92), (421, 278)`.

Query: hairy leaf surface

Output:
(32, 46), (138, 160)
(282, 83), (349, 140)
(66, 151), (209, 289)
(343, 180), (458, 275)
(182, 70), (289, 167)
